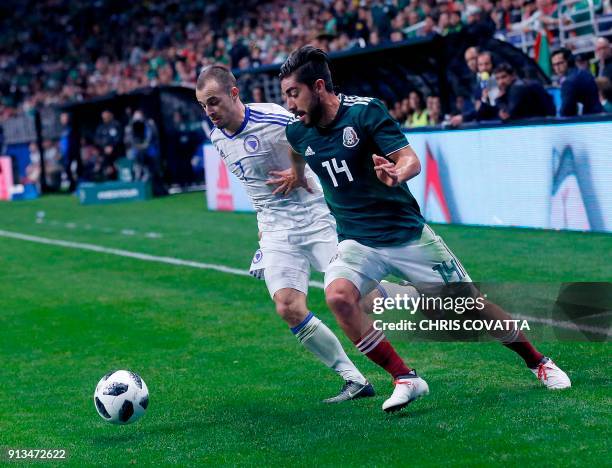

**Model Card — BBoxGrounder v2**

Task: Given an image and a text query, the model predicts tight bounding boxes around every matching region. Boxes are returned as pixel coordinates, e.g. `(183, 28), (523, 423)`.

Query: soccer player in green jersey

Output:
(276, 46), (570, 413)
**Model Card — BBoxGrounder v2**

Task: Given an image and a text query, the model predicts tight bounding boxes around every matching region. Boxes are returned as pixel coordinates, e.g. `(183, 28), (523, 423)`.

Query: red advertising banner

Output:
(0, 156), (14, 201)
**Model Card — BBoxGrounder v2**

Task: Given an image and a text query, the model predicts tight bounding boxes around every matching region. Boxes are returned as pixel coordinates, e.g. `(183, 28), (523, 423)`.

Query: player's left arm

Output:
(372, 146), (421, 187)
(366, 99), (421, 187)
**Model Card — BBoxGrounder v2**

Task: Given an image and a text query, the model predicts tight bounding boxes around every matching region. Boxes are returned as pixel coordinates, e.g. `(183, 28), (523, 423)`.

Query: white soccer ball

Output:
(94, 370), (149, 425)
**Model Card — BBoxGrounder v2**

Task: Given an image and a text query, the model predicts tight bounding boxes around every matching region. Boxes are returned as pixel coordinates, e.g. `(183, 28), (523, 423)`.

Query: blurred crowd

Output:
(1, 0), (611, 123)
(22, 107), (172, 192)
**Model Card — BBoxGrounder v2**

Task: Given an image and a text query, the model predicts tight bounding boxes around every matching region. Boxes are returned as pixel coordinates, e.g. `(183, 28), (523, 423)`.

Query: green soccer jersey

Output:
(285, 94), (424, 247)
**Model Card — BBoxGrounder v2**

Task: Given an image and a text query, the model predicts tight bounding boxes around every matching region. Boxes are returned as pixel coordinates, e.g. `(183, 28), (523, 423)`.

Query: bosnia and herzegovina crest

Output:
(550, 146), (601, 231)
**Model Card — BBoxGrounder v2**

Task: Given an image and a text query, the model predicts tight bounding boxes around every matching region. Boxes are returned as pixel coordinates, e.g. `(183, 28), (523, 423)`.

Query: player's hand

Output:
(372, 154), (399, 187)
(449, 115), (463, 127)
(266, 169), (313, 195)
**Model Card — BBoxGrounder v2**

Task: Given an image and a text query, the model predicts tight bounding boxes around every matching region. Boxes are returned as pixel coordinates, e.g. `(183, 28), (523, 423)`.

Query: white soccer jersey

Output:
(210, 103), (331, 232)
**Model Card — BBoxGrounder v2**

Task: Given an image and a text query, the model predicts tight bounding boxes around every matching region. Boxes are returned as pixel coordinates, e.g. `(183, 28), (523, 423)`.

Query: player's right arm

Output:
(266, 119), (312, 195)
(267, 149), (312, 195)
(288, 147), (309, 188)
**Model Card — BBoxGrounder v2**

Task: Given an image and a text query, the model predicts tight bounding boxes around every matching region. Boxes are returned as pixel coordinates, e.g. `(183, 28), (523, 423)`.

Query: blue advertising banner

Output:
(204, 120), (612, 233)
(405, 120), (612, 233)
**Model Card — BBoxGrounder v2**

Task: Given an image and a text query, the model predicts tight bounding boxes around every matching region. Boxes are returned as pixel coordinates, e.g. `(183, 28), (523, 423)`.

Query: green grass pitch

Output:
(0, 193), (610, 466)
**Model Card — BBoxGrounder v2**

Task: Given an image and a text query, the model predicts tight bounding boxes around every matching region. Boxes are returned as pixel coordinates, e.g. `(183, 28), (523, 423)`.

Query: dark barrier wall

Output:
(236, 31), (550, 111)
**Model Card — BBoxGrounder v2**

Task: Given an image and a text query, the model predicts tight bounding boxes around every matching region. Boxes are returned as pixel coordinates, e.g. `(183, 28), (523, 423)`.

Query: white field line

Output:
(35, 217), (163, 239)
(0, 229), (324, 289)
(513, 314), (612, 337)
(1, 229), (610, 338)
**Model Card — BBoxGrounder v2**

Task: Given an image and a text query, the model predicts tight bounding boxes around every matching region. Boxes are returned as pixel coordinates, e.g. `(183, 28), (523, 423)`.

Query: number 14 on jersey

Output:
(321, 158), (354, 187)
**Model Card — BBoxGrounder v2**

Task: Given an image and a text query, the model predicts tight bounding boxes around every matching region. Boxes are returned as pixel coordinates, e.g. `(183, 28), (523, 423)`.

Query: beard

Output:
(305, 93), (323, 127)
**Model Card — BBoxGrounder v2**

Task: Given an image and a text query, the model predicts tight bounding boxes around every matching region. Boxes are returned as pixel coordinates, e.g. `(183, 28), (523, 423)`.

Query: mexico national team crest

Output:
(342, 127), (359, 148)
(244, 135), (260, 153)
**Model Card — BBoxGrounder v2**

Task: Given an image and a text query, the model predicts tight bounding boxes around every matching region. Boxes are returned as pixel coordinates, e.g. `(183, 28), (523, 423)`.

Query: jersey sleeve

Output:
(284, 120), (302, 154)
(362, 99), (409, 156)
(270, 120), (294, 154)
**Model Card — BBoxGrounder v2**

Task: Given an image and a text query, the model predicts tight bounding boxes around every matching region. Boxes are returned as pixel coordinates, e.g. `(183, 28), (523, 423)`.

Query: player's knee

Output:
(326, 289), (359, 318)
(274, 293), (307, 324)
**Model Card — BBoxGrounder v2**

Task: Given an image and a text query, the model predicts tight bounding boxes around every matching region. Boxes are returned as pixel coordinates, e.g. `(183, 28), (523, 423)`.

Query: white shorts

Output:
(324, 224), (472, 295)
(257, 217), (338, 297)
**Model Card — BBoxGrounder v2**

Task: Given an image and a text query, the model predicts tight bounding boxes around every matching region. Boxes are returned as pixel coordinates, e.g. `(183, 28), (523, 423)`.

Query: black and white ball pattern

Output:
(94, 370), (149, 425)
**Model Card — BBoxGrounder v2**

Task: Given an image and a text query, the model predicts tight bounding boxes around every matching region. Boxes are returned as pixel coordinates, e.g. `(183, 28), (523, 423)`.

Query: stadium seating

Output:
(1, 0), (610, 121)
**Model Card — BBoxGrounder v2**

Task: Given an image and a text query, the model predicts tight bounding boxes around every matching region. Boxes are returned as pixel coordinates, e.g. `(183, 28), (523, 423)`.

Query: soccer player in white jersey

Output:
(195, 65), (384, 403)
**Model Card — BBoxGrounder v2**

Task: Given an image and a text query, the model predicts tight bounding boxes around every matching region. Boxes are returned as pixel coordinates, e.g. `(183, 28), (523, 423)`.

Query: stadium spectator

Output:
(419, 15), (437, 38)
(493, 0), (516, 33)
(510, 0), (558, 35)
(405, 90), (428, 127)
(594, 37), (612, 81)
(79, 138), (105, 182)
(124, 110), (159, 183)
(354, 7), (372, 42)
(595, 77), (612, 113)
(25, 140), (64, 191)
(454, 95), (470, 116)
(369, 31), (382, 47)
(426, 95), (443, 126)
(402, 10), (422, 39)
(552, 48), (603, 117)
(485, 62), (556, 120)
(477, 51), (500, 106)
(393, 96), (412, 124)
(464, 46), (479, 75)
(371, 0), (396, 41)
(94, 110), (123, 180)
(390, 29), (405, 42)
(448, 46), (479, 126)
(575, 53), (592, 72)
(464, 4), (496, 38)
(252, 86), (266, 103)
(59, 112), (80, 191)
(446, 10), (464, 34)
